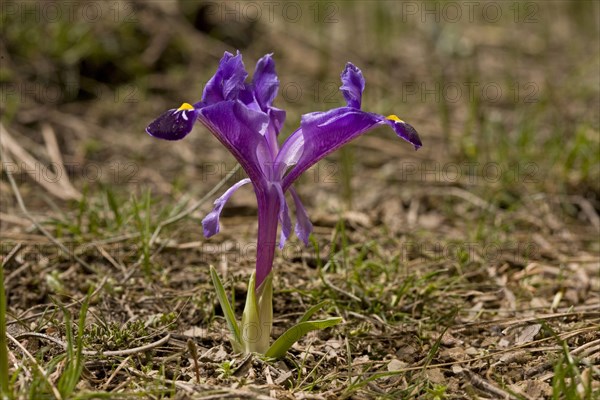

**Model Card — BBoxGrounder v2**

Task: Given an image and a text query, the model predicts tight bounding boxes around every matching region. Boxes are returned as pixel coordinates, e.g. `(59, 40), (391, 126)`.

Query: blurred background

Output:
(2, 1), (598, 204)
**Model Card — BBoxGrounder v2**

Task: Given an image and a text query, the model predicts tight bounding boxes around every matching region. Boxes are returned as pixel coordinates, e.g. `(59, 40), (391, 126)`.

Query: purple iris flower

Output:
(147, 52), (421, 288)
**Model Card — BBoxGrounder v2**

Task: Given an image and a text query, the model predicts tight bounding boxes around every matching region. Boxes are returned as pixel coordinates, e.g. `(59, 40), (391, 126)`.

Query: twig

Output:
(6, 332), (63, 400)
(1, 243), (22, 267)
(13, 332), (171, 357)
(460, 367), (514, 399)
(100, 355), (131, 390)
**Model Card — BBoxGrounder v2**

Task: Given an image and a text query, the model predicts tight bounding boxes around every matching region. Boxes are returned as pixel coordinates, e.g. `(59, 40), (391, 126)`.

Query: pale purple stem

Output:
(254, 186), (280, 288)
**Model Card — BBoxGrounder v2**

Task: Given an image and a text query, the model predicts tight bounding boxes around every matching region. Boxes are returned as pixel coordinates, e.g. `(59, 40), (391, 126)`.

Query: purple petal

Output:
(274, 183), (292, 249)
(279, 108), (382, 189)
(265, 107), (286, 156)
(276, 127), (303, 178)
(146, 104), (198, 140)
(280, 109), (422, 189)
(199, 101), (271, 184)
(340, 63), (365, 109)
(385, 115), (422, 149)
(289, 187), (312, 245)
(202, 178), (251, 237)
(201, 52), (248, 105)
(252, 54), (279, 111)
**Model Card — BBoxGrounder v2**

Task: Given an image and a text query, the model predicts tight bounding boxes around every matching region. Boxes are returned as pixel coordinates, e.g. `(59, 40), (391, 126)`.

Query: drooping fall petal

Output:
(146, 103), (198, 140)
(202, 178), (251, 237)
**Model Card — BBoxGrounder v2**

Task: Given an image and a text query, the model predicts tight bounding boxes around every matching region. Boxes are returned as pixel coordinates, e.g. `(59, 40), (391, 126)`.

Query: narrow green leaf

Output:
(298, 301), (328, 324)
(0, 261), (10, 396)
(265, 317), (343, 359)
(105, 188), (122, 227)
(209, 266), (242, 349)
(241, 272), (260, 353)
(58, 291), (89, 397)
(256, 273), (273, 353)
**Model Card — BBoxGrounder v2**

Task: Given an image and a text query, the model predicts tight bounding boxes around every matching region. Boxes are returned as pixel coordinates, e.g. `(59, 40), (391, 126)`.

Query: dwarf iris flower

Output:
(147, 52), (421, 355)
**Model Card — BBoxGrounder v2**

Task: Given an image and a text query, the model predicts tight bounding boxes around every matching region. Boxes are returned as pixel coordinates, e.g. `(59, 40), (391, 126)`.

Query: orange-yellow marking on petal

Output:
(386, 114), (405, 123)
(177, 102), (194, 111)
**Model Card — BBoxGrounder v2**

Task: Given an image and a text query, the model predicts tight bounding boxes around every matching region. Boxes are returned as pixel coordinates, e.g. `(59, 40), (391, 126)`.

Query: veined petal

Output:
(289, 186), (313, 245)
(281, 109), (422, 189)
(199, 101), (271, 184)
(146, 103), (198, 140)
(265, 107), (286, 156)
(340, 63), (365, 109)
(201, 51), (248, 105)
(274, 127), (303, 178)
(280, 108), (381, 189)
(202, 178), (251, 237)
(252, 53), (279, 111)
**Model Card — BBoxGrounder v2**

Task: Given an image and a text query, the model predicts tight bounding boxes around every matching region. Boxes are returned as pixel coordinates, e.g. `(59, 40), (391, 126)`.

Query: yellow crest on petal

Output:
(177, 103), (194, 111)
(386, 114), (404, 123)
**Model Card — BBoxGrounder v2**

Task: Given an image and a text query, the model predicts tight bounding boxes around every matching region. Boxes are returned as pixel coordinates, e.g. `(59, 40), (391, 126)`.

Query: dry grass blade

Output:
(0, 123), (80, 200)
(0, 147), (96, 274)
(6, 332), (63, 400)
(13, 332), (171, 357)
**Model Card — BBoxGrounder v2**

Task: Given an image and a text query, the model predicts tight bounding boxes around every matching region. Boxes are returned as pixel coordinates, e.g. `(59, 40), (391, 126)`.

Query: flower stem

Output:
(254, 186), (280, 288)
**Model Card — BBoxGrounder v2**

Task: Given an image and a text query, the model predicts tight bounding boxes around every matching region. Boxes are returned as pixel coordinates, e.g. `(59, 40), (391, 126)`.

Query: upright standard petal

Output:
(340, 63), (365, 109)
(199, 101), (271, 185)
(146, 103), (198, 141)
(252, 54), (279, 111)
(202, 178), (251, 237)
(201, 52), (248, 105)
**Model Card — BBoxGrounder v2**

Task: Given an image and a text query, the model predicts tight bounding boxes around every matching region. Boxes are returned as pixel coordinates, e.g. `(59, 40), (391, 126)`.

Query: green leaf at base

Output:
(209, 265), (242, 352)
(264, 317), (343, 359)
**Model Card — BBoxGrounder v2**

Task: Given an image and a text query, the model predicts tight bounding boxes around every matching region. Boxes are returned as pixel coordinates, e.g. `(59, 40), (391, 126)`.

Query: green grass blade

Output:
(105, 187), (122, 227)
(298, 301), (328, 324)
(0, 262), (9, 396)
(209, 266), (242, 349)
(57, 291), (89, 397)
(265, 317), (342, 359)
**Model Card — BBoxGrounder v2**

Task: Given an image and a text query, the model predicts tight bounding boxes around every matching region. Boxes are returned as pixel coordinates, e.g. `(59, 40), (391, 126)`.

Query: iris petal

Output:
(252, 53), (279, 111)
(202, 178), (251, 237)
(289, 187), (313, 245)
(146, 107), (198, 141)
(274, 183), (292, 249)
(280, 108), (382, 189)
(340, 62), (365, 109)
(201, 51), (248, 105)
(385, 117), (422, 149)
(199, 101), (271, 185)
